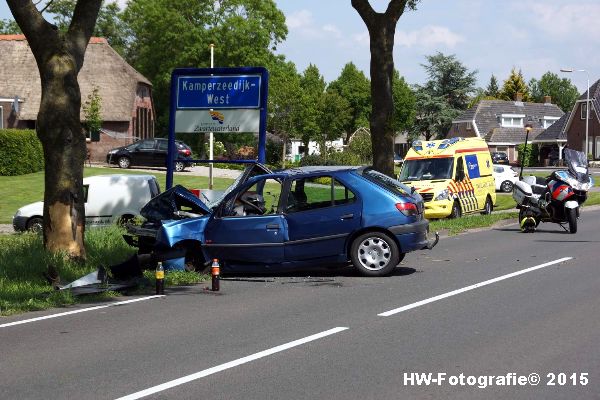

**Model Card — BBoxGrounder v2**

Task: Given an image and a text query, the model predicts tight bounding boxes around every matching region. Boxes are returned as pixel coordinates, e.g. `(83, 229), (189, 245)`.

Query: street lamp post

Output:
(560, 68), (589, 157)
(520, 123), (533, 180)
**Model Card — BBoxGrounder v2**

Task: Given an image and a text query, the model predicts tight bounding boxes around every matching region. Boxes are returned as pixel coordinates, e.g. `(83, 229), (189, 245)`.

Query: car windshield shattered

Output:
(203, 163), (272, 208)
(399, 158), (454, 181)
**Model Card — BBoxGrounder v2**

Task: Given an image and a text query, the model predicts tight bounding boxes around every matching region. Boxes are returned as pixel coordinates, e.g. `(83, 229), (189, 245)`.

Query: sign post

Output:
(166, 66), (269, 189)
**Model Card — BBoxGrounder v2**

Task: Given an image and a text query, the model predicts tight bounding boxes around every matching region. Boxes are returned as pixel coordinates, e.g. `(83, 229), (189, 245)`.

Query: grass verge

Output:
(0, 226), (205, 316)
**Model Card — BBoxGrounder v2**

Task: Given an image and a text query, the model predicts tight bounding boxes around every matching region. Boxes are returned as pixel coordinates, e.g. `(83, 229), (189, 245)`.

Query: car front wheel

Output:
(500, 180), (513, 193)
(350, 232), (401, 277)
(27, 217), (43, 233)
(118, 156), (131, 169)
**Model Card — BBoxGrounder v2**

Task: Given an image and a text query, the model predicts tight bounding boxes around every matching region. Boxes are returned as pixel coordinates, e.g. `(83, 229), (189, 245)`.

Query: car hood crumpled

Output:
(141, 185), (211, 222)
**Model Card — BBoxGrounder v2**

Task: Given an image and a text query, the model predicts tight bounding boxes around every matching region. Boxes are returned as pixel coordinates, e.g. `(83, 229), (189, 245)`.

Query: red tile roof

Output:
(0, 34), (107, 44)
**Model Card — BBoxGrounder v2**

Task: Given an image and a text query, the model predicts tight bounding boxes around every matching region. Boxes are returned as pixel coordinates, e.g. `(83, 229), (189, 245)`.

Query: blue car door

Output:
(203, 176), (285, 264)
(284, 175), (361, 261)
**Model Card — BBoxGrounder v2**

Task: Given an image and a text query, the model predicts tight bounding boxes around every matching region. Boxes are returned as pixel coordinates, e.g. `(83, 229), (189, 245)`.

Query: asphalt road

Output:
(1, 210), (600, 399)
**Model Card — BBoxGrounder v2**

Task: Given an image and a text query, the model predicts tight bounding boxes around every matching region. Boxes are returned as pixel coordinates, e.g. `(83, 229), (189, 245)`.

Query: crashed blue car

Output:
(125, 164), (438, 277)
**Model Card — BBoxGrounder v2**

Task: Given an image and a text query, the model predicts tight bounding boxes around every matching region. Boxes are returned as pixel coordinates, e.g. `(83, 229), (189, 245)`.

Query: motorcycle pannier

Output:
(513, 180), (533, 204)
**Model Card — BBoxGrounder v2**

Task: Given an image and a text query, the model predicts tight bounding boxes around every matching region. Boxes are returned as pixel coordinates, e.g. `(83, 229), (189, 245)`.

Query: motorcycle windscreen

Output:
(564, 148), (589, 182)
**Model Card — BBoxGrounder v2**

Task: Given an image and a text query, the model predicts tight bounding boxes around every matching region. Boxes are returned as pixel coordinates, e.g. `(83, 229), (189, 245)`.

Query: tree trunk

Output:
(38, 50), (87, 259)
(8, 0), (102, 265)
(352, 0), (409, 178)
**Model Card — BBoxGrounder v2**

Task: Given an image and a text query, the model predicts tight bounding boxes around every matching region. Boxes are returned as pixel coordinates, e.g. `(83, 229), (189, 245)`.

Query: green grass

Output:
(0, 226), (205, 316)
(0, 166), (237, 224)
(430, 212), (519, 236)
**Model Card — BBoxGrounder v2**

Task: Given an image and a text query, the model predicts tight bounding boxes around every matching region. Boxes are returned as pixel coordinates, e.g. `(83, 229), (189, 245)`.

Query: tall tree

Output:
(529, 72), (580, 112)
(485, 74), (500, 98)
(327, 62), (371, 141)
(500, 68), (530, 102)
(352, 0), (419, 177)
(411, 90), (458, 140)
(45, 0), (127, 55)
(421, 52), (477, 110)
(7, 0), (102, 265)
(267, 58), (303, 168)
(391, 70), (415, 133)
(122, 0), (287, 133)
(299, 64), (326, 153)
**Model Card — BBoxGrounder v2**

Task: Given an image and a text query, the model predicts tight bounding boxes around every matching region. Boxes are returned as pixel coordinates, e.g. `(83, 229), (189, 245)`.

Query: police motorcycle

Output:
(512, 148), (594, 233)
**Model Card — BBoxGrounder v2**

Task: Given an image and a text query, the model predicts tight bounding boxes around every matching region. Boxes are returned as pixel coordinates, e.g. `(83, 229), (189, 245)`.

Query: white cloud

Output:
(516, 2), (600, 40)
(286, 10), (344, 41)
(396, 25), (465, 48)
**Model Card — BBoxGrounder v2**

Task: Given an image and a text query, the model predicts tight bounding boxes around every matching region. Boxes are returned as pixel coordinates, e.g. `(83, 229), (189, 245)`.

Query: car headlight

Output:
(14, 209), (22, 217)
(434, 189), (450, 201)
(108, 150), (117, 154)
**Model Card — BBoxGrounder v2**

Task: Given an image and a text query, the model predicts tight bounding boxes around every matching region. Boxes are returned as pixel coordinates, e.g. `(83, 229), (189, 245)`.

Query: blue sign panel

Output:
(177, 75), (261, 109)
(465, 154), (481, 179)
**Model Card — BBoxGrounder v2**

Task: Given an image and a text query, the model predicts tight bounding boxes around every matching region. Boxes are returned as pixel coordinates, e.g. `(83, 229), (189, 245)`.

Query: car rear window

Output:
(359, 168), (412, 197)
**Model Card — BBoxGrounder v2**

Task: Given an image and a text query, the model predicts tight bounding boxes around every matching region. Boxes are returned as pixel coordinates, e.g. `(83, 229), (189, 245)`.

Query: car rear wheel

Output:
(118, 156), (131, 169)
(174, 161), (185, 172)
(27, 217), (43, 233)
(500, 180), (513, 193)
(350, 232), (401, 277)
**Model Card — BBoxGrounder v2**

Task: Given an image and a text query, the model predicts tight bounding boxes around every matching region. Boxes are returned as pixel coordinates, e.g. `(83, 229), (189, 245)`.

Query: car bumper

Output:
(12, 215), (28, 232)
(423, 199), (453, 219)
(389, 219), (436, 252)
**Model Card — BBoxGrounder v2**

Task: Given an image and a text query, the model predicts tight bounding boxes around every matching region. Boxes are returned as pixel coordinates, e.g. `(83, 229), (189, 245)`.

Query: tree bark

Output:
(352, 0), (408, 177)
(8, 0), (102, 262)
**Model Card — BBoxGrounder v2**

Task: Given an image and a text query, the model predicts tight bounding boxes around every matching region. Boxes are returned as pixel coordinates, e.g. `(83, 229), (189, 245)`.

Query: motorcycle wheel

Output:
(567, 207), (578, 234)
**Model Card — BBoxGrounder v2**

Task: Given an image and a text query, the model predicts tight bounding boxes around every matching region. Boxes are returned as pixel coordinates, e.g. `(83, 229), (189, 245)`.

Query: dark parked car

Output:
(125, 164), (438, 277)
(106, 138), (193, 172)
(491, 151), (509, 165)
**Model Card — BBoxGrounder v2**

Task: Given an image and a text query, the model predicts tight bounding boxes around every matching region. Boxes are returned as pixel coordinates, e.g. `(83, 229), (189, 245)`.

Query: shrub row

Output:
(0, 129), (44, 176)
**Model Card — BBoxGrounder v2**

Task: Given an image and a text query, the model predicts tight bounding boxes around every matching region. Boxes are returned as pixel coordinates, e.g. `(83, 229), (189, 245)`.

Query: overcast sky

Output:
(2, 0), (599, 93)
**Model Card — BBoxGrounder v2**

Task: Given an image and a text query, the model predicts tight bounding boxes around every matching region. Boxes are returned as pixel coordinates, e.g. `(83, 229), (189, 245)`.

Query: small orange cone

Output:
(211, 259), (220, 291)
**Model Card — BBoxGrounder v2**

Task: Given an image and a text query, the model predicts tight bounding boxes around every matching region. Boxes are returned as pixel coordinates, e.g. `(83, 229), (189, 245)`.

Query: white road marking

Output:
(0, 296), (164, 328)
(379, 257), (573, 317)
(115, 326), (349, 400)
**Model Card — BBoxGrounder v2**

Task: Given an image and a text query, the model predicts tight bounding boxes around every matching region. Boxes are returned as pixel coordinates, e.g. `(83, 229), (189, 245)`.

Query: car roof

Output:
(278, 165), (362, 177)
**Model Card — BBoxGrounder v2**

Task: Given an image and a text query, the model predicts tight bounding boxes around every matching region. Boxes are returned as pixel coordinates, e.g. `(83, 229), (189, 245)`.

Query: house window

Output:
(581, 103), (589, 120)
(543, 116), (559, 129)
(501, 114), (524, 128)
(466, 122), (472, 131)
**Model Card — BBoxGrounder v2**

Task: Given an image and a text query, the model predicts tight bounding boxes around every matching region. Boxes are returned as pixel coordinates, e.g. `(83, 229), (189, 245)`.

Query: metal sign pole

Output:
(209, 44), (215, 190)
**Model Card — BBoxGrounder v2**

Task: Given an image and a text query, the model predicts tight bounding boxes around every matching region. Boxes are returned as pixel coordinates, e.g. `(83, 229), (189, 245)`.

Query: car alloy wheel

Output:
(351, 232), (400, 277)
(501, 180), (513, 193)
(175, 161), (185, 172)
(27, 217), (43, 233)
(118, 156), (131, 169)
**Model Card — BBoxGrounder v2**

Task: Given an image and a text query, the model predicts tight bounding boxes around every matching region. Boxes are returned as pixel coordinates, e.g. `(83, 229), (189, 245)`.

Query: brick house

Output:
(0, 34), (155, 162)
(447, 95), (564, 164)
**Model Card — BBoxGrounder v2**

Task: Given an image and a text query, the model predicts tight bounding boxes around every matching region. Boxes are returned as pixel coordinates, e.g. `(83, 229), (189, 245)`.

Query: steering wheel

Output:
(240, 197), (265, 215)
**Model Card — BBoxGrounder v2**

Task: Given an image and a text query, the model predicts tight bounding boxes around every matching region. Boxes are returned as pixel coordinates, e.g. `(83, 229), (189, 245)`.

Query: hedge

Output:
(0, 129), (44, 176)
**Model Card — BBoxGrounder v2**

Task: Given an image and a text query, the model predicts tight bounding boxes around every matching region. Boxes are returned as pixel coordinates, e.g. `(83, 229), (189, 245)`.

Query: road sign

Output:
(177, 75), (261, 109)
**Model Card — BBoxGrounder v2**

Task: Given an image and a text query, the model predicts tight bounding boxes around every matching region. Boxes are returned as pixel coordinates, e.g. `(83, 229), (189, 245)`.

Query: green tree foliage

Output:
(500, 68), (530, 102)
(348, 128), (372, 164)
(82, 87), (102, 136)
(517, 143), (539, 167)
(267, 59), (303, 167)
(299, 64), (326, 149)
(0, 18), (21, 34)
(411, 91), (459, 140)
(122, 0), (287, 133)
(392, 70), (415, 133)
(327, 62), (371, 140)
(529, 72), (580, 112)
(485, 74), (500, 97)
(318, 91), (352, 141)
(43, 0), (127, 55)
(412, 52), (475, 139)
(420, 52), (477, 110)
(0, 129), (43, 175)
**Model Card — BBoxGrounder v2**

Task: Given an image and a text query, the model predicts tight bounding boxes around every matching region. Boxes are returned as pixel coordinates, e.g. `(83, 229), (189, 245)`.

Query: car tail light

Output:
(396, 202), (418, 216)
(179, 149), (191, 156)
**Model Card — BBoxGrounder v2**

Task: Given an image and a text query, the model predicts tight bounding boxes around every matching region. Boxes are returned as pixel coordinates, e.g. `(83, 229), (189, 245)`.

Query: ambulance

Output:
(398, 137), (496, 219)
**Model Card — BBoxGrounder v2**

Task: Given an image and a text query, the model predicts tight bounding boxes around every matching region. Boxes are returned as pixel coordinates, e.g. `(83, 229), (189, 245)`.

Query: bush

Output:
(0, 129), (44, 176)
(516, 143), (539, 167)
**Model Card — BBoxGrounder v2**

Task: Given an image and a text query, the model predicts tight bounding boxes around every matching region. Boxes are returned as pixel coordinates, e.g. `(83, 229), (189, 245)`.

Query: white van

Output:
(12, 174), (160, 232)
